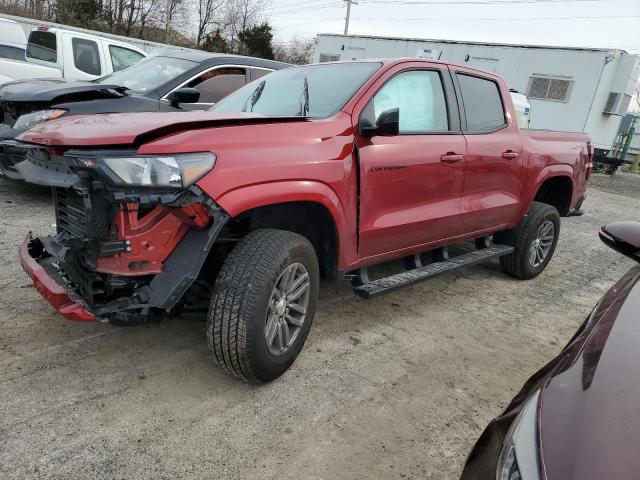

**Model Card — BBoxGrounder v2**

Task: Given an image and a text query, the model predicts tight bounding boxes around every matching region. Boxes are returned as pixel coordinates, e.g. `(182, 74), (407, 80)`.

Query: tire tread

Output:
(207, 229), (314, 382)
(500, 201), (560, 279)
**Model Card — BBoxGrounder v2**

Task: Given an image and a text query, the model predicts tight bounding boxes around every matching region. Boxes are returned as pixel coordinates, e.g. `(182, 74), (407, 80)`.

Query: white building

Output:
(314, 33), (640, 156)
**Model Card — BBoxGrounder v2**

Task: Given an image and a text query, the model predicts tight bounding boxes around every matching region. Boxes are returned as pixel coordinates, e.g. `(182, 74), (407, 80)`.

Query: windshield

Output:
(211, 62), (381, 118)
(97, 56), (197, 93)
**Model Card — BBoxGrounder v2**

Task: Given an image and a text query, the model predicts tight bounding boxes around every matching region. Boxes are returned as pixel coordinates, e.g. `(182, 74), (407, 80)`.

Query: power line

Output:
(359, 0), (604, 3)
(350, 14), (640, 20)
(268, 2), (331, 11)
(268, 2), (343, 15)
(266, 0), (330, 12)
(274, 18), (344, 27)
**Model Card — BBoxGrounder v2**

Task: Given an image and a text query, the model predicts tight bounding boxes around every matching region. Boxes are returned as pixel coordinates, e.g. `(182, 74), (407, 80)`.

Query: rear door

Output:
(354, 62), (467, 259)
(451, 67), (524, 232)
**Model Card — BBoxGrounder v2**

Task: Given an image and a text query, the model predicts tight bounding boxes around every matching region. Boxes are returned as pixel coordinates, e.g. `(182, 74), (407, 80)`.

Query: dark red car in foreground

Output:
(15, 59), (589, 382)
(462, 221), (640, 480)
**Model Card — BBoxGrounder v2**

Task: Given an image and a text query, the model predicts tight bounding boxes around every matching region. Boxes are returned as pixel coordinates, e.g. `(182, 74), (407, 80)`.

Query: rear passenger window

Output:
(72, 38), (101, 76)
(456, 74), (506, 132)
(187, 67), (247, 104)
(366, 70), (449, 133)
(26, 30), (57, 63)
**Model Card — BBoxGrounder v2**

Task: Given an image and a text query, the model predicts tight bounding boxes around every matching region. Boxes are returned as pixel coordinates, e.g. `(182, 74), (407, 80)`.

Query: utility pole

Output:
(344, 0), (358, 35)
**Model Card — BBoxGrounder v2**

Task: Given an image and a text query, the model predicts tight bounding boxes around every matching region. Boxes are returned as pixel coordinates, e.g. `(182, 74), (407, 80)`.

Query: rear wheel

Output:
(207, 229), (319, 383)
(498, 201), (560, 280)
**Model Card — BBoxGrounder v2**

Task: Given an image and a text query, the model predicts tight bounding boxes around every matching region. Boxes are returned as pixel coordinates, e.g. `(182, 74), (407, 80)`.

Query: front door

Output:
(354, 64), (467, 259)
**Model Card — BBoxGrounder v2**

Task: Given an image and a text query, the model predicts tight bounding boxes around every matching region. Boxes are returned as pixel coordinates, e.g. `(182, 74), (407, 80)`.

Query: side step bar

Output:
(353, 244), (514, 299)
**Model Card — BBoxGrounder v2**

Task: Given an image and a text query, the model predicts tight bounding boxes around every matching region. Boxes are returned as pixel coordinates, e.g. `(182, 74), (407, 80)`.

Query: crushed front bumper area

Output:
(20, 233), (97, 321)
(16, 144), (230, 324)
(21, 205), (229, 323)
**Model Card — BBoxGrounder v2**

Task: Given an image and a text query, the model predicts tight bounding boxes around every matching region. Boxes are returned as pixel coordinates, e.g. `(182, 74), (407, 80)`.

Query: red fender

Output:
(520, 164), (575, 218)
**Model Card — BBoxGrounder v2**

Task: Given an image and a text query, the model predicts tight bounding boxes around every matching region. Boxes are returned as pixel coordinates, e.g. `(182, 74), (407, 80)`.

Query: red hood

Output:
(540, 265), (640, 479)
(17, 111), (309, 148)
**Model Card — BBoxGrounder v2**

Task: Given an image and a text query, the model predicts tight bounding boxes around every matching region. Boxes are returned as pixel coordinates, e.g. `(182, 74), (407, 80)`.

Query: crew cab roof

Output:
(309, 57), (502, 77)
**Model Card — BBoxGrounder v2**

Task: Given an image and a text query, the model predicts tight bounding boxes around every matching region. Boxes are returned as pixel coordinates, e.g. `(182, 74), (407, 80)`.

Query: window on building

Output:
(319, 53), (340, 63)
(456, 73), (506, 132)
(527, 75), (573, 102)
(186, 67), (247, 104)
(109, 45), (144, 72)
(362, 70), (449, 133)
(72, 37), (101, 75)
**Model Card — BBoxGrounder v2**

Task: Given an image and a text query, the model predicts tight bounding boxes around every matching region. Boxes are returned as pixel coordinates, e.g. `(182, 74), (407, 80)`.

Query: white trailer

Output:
(314, 33), (640, 156)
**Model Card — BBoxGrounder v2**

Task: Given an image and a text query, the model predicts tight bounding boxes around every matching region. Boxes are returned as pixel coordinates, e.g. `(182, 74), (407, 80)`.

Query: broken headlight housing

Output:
(497, 390), (541, 480)
(96, 152), (216, 188)
(14, 109), (67, 130)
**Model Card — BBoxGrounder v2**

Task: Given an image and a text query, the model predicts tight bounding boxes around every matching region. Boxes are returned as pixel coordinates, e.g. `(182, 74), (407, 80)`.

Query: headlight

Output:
(14, 109), (66, 129)
(98, 152), (216, 188)
(497, 390), (541, 480)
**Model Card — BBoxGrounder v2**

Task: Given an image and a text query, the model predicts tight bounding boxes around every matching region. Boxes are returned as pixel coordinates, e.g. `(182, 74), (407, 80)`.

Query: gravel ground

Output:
(0, 174), (639, 480)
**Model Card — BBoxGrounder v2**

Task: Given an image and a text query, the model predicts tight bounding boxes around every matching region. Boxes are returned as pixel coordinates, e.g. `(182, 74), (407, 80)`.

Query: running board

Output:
(353, 244), (514, 299)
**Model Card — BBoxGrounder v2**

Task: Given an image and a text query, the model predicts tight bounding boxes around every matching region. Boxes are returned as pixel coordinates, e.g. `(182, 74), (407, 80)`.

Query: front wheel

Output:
(498, 201), (561, 280)
(207, 229), (319, 383)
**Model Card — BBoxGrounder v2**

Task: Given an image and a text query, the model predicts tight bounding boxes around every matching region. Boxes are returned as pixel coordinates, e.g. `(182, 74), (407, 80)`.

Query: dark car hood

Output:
(0, 79), (126, 103)
(540, 265), (640, 480)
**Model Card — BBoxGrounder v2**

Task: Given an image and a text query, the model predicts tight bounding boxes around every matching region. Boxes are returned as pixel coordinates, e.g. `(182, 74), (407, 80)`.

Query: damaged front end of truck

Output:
(17, 145), (229, 324)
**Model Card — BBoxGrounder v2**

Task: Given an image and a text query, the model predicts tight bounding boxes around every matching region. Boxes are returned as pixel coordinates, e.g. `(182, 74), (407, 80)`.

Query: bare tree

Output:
(164, 0), (183, 41)
(274, 37), (314, 65)
(196, 0), (224, 47)
(223, 0), (268, 53)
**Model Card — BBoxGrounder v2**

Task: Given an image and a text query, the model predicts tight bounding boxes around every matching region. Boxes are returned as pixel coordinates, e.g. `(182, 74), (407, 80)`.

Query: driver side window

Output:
(368, 70), (449, 133)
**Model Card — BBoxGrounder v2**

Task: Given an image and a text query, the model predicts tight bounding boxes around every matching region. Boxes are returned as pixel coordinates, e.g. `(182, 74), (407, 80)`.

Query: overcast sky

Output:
(266, 0), (640, 52)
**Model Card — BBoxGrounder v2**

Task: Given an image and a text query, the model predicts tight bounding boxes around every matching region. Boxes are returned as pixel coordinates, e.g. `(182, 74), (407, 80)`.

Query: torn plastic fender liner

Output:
(92, 208), (230, 317)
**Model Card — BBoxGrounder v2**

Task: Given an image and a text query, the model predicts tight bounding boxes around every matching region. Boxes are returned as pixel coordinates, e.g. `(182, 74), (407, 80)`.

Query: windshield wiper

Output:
(296, 76), (309, 117)
(241, 80), (266, 112)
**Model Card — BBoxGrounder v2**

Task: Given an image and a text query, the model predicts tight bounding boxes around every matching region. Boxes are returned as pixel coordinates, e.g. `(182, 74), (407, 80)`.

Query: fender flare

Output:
(523, 164), (574, 212)
(215, 180), (354, 266)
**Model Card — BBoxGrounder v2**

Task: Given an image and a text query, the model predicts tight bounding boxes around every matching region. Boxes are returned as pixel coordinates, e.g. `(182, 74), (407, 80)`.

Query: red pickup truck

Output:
(16, 59), (590, 382)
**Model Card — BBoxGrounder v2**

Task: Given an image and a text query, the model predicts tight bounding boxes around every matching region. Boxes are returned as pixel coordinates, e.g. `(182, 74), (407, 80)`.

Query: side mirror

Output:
(599, 221), (640, 263)
(166, 87), (200, 106)
(360, 108), (400, 137)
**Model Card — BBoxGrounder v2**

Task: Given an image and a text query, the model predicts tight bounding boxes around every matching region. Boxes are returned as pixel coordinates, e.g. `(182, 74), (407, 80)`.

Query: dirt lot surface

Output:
(1, 173), (639, 480)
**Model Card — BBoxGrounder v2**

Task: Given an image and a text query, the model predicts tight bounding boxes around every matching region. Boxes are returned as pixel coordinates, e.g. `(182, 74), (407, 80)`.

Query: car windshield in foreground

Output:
(211, 62), (382, 118)
(97, 56), (197, 93)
